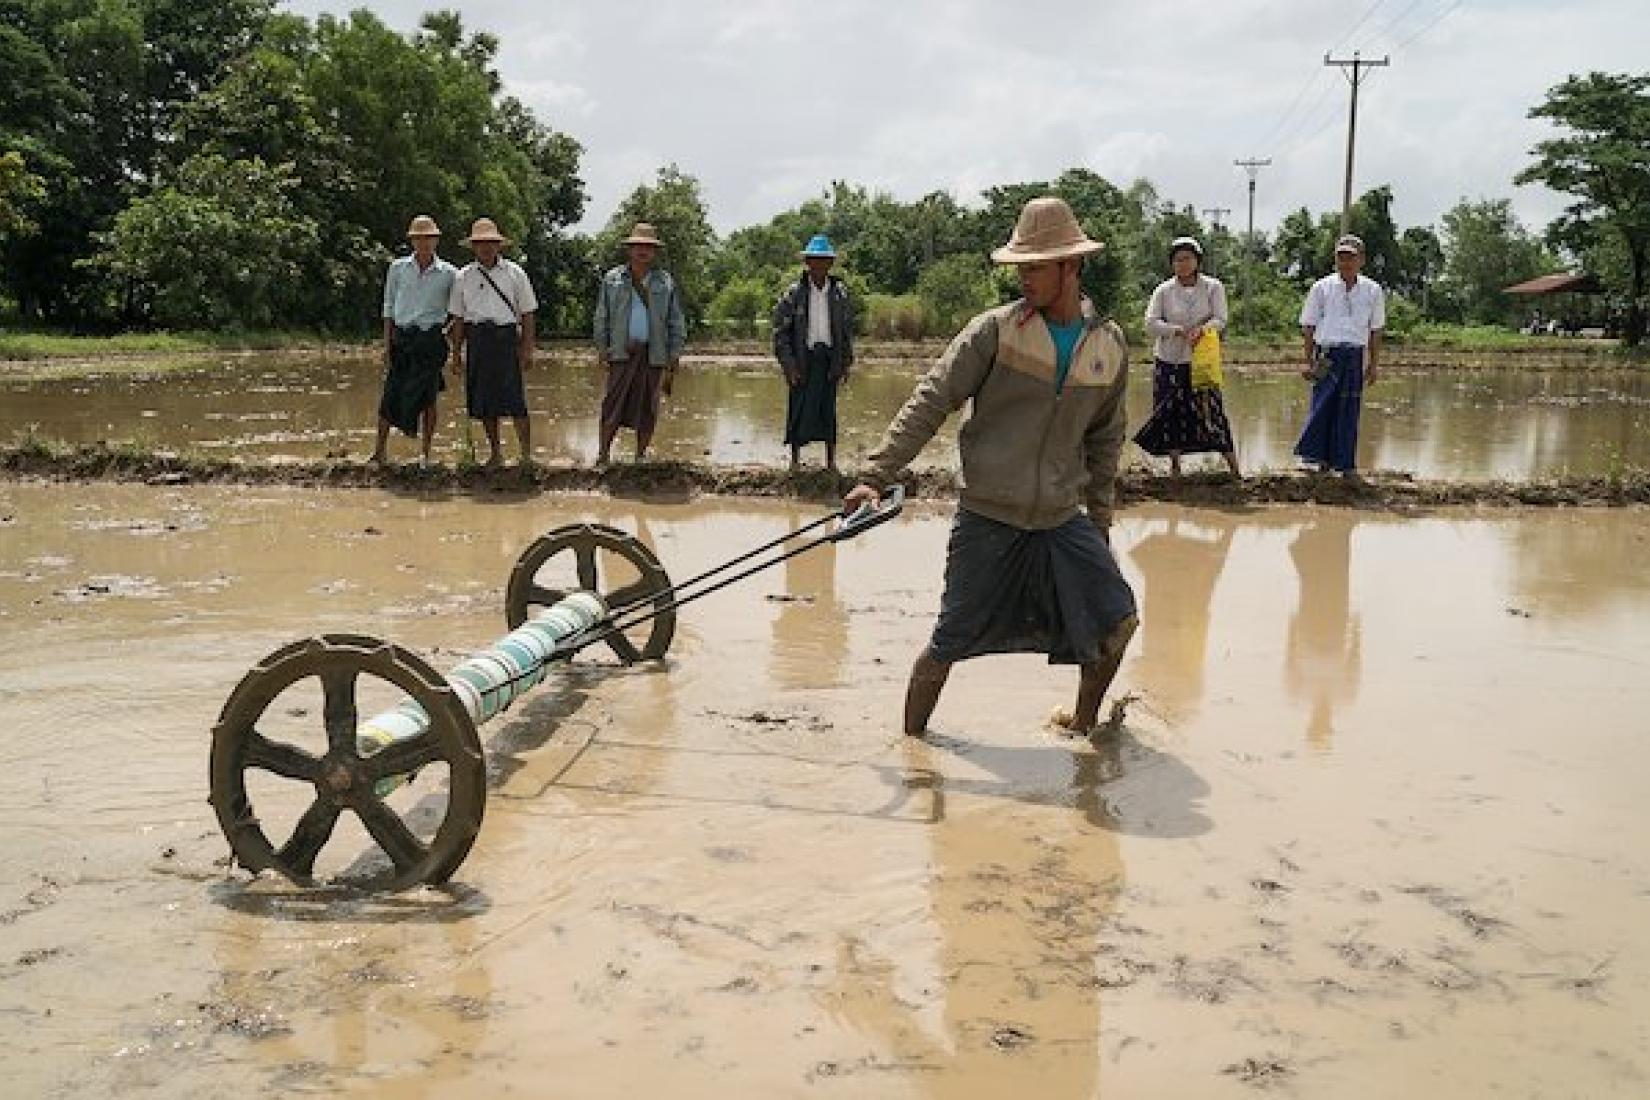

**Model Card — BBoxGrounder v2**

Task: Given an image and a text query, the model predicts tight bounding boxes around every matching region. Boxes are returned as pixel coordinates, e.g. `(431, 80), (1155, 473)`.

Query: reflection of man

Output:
(1285, 517), (1362, 749)
(1127, 516), (1235, 720)
(372, 215), (455, 467)
(591, 222), (687, 466)
(447, 218), (538, 469)
(1295, 233), (1386, 476)
(843, 196), (1137, 737)
(772, 234), (855, 472)
(771, 518), (848, 689)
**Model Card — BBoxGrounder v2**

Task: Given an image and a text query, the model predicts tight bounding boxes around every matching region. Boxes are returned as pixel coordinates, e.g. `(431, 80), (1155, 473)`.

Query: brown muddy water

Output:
(2, 483), (1648, 1097)
(3, 350), (1649, 480)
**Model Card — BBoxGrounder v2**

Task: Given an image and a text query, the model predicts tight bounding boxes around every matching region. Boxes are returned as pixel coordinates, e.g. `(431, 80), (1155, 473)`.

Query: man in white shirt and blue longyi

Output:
(1295, 233), (1386, 476)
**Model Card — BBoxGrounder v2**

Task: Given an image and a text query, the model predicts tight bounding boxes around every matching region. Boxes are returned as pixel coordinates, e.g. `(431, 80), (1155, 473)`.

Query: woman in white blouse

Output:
(1132, 237), (1241, 480)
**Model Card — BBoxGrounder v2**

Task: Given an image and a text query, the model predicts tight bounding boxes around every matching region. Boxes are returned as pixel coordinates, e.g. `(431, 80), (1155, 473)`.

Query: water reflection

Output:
(6, 353), (1647, 479)
(1285, 517), (1362, 750)
(820, 736), (1121, 1093)
(208, 886), (494, 1095)
(770, 519), (848, 689)
(1126, 514), (1235, 721)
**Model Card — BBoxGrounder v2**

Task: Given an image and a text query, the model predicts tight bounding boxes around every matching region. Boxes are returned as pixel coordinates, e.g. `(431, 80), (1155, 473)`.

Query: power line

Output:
(1364, 0), (1432, 49)
(1391, 0), (1467, 51)
(1328, 0), (1394, 53)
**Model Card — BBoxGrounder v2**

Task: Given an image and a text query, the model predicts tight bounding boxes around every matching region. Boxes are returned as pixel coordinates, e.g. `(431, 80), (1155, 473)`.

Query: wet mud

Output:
(6, 438), (1650, 510)
(3, 482), (1648, 1096)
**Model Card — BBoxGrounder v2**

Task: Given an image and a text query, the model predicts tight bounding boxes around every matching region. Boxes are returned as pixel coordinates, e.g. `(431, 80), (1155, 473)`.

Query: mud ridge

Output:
(4, 441), (1649, 509)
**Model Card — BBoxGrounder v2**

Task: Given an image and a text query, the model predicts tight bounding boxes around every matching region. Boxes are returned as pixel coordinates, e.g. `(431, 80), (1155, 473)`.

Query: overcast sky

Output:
(282, 0), (1646, 241)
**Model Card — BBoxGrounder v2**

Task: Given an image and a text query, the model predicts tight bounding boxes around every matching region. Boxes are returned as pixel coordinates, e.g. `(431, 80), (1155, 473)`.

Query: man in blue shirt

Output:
(373, 215), (457, 466)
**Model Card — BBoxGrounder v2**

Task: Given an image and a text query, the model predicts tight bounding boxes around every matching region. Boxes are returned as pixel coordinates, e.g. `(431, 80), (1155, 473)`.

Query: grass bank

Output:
(0, 328), (363, 362)
(5, 439), (1648, 510)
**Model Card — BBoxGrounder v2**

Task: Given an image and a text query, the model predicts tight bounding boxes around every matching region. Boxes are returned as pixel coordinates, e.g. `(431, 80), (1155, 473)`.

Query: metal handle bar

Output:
(560, 485), (907, 658)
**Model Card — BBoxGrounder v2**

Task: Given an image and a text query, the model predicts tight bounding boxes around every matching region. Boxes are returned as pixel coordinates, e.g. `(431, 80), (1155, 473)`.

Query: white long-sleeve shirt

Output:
(1145, 275), (1228, 364)
(1300, 273), (1385, 347)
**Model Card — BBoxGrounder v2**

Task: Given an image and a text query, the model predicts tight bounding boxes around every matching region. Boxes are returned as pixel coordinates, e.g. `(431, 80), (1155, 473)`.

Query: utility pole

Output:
(1233, 157), (1271, 257)
(1324, 51), (1389, 232)
(1201, 206), (1231, 275)
(1231, 159), (1269, 335)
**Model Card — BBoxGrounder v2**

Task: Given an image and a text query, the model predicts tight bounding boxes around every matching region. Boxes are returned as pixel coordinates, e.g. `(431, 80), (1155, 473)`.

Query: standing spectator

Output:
(842, 197), (1138, 738)
(1295, 234), (1385, 477)
(772, 234), (855, 471)
(591, 222), (686, 466)
(372, 215), (456, 467)
(1133, 237), (1240, 480)
(447, 217), (538, 469)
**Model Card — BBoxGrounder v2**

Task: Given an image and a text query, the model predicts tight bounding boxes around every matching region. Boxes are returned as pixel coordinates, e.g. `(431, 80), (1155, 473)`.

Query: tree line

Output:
(1, 4), (1644, 345)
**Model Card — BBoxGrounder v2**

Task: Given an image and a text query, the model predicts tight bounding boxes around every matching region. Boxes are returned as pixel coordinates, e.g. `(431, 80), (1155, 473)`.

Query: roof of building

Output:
(1503, 273), (1603, 295)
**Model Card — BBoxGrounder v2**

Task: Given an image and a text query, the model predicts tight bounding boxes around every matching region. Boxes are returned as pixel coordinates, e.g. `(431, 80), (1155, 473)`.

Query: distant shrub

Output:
(864, 293), (928, 340)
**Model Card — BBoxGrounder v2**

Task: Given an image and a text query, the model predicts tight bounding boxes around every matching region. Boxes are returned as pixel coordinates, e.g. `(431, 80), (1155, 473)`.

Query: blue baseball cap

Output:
(800, 234), (837, 259)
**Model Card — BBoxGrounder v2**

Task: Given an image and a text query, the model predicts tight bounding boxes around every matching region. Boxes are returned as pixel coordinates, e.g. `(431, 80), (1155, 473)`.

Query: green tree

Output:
(594, 164), (717, 330)
(915, 253), (996, 336)
(1436, 198), (1553, 325)
(706, 274), (777, 338)
(92, 154), (317, 328)
(1395, 225), (1445, 314)
(1517, 72), (1650, 345)
(172, 8), (584, 331)
(0, 149), (45, 241)
(0, 0), (273, 323)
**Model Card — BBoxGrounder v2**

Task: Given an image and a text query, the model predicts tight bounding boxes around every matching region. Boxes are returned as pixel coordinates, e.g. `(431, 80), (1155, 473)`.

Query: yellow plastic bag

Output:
(1190, 329), (1223, 390)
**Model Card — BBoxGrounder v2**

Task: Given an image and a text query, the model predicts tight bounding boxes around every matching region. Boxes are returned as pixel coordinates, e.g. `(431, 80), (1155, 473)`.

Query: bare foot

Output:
(1049, 706), (1093, 736)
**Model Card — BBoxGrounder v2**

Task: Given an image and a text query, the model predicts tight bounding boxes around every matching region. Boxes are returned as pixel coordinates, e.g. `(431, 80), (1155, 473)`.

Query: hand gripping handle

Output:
(834, 484), (905, 542)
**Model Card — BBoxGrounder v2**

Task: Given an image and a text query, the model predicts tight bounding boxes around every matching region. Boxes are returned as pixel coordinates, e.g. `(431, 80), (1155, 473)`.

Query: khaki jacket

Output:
(867, 299), (1129, 529)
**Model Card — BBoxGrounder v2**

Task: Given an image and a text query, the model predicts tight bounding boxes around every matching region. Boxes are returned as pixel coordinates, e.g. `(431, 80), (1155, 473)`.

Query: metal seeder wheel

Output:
(505, 523), (675, 663)
(209, 634), (487, 891)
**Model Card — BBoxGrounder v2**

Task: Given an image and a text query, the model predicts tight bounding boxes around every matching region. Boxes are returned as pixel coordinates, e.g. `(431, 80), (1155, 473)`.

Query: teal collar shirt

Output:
(383, 254), (457, 329)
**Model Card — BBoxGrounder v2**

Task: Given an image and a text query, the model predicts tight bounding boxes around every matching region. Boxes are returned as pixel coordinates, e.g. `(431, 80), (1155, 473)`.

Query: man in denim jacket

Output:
(591, 222), (687, 465)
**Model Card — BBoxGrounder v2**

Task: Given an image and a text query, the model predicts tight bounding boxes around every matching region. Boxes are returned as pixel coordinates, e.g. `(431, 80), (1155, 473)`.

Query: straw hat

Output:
(406, 214), (441, 238)
(461, 217), (508, 246)
(622, 222), (663, 247)
(800, 234), (837, 259)
(990, 196), (1104, 264)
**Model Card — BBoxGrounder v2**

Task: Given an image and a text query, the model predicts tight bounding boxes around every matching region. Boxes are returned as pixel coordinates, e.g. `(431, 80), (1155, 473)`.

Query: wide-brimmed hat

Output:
(461, 217), (508, 246)
(1335, 233), (1365, 254)
(991, 196), (1104, 264)
(406, 214), (441, 238)
(800, 234), (837, 259)
(622, 222), (663, 247)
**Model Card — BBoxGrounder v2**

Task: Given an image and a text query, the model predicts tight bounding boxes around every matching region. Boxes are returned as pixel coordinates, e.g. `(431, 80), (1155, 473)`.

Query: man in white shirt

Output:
(447, 218), (538, 469)
(1295, 234), (1386, 475)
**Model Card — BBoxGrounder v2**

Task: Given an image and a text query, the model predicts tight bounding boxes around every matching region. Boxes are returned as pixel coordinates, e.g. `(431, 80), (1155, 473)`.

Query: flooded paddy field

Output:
(3, 347), (1648, 480)
(2, 481), (1647, 1097)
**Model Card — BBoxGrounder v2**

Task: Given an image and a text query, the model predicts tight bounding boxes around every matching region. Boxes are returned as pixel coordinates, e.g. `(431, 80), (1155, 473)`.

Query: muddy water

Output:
(2, 483), (1648, 1097)
(4, 351), (1649, 480)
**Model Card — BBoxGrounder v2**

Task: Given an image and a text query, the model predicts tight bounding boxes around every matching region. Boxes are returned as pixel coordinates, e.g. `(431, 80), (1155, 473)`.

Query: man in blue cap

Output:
(772, 234), (855, 471)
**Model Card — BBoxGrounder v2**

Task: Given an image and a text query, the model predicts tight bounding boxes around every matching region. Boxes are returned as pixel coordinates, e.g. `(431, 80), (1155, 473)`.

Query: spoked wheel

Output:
(209, 634), (486, 891)
(505, 523), (675, 663)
